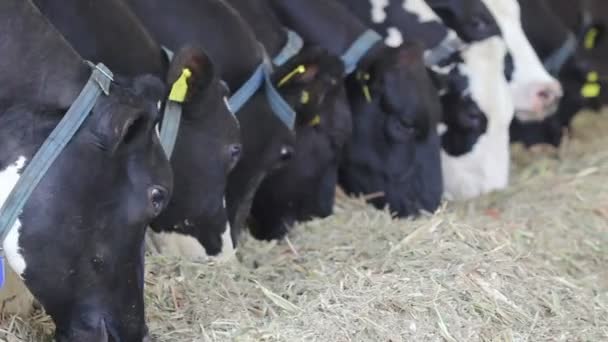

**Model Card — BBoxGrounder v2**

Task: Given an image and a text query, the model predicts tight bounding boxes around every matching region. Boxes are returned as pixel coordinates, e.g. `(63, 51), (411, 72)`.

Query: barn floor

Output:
(2, 111), (608, 342)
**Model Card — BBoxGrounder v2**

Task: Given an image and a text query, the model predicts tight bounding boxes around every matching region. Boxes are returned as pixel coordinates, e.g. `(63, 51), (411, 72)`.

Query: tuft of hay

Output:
(2, 110), (608, 341)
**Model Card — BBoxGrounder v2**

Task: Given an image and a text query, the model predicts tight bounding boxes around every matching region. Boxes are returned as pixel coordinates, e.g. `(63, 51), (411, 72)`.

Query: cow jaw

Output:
(442, 37), (514, 200)
(147, 199), (235, 262)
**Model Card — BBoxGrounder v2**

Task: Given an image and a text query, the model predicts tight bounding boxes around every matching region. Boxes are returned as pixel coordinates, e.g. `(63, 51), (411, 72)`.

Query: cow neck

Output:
(0, 1), (91, 112)
(34, 0), (166, 79)
(271, 0), (371, 58)
(225, 0), (287, 57)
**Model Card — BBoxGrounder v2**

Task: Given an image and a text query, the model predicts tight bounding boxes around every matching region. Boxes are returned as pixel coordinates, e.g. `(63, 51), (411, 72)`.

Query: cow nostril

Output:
(148, 186), (168, 215)
(229, 144), (242, 162)
(279, 146), (294, 162)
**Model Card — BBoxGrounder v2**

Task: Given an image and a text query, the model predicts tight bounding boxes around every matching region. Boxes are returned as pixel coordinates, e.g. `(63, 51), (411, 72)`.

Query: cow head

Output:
(148, 46), (241, 261)
(4, 74), (172, 342)
(249, 47), (350, 240)
(434, 67), (488, 156)
(481, 0), (563, 122)
(339, 42), (443, 216)
(441, 36), (514, 199)
(225, 80), (296, 244)
(424, 0), (501, 42)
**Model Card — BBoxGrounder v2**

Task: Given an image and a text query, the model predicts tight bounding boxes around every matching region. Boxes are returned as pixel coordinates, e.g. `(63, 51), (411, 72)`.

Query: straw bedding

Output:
(1, 110), (607, 342)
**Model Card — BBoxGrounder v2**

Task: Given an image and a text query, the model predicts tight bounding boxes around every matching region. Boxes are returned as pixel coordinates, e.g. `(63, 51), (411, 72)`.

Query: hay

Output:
(2, 110), (608, 341)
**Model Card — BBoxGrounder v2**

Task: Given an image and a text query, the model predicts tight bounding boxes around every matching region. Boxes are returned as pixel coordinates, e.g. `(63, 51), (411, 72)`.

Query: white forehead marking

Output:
(1, 157), (28, 277)
(370, 0), (389, 23)
(403, 0), (442, 23)
(385, 27), (404, 47)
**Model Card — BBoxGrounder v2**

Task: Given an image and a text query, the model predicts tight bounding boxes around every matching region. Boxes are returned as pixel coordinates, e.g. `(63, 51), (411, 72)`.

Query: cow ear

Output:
(274, 45), (344, 88)
(165, 46), (214, 103)
(91, 75), (163, 154)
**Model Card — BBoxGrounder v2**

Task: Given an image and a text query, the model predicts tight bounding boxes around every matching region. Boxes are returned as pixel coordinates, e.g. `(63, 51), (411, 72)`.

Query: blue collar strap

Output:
(341, 29), (383, 75)
(263, 53), (296, 130)
(228, 63), (265, 114)
(159, 46), (182, 158)
(0, 62), (113, 245)
(228, 45), (296, 130)
(424, 34), (464, 67)
(544, 32), (578, 77)
(273, 29), (304, 66)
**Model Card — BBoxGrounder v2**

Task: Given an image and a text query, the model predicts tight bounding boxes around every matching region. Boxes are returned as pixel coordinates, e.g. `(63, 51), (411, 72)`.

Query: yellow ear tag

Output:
(362, 85), (372, 103)
(309, 115), (321, 127)
(582, 82), (601, 98)
(169, 68), (192, 103)
(357, 72), (372, 103)
(584, 27), (599, 50)
(278, 65), (306, 88)
(300, 90), (310, 104)
(588, 71), (599, 82)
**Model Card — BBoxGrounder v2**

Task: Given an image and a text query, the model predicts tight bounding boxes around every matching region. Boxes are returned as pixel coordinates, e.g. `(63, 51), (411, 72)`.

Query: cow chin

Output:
(55, 315), (148, 342)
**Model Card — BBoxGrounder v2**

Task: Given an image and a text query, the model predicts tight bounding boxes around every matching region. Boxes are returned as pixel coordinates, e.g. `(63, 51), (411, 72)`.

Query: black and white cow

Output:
(337, 0), (513, 202)
(124, 0), (349, 243)
(34, 0), (241, 261)
(357, 0), (513, 199)
(479, 0), (563, 122)
(224, 0), (352, 240)
(339, 0), (490, 158)
(0, 1), (172, 341)
(510, 0), (588, 146)
(271, 0), (444, 217)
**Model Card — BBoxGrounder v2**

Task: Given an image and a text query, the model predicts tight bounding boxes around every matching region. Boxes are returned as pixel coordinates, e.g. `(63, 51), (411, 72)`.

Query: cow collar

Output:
(341, 29), (383, 75)
(543, 32), (578, 77)
(273, 29), (304, 66)
(0, 62), (113, 285)
(424, 34), (464, 67)
(228, 44), (296, 130)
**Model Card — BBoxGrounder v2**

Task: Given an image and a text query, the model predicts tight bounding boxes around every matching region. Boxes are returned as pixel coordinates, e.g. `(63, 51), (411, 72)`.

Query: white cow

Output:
(482, 0), (563, 122)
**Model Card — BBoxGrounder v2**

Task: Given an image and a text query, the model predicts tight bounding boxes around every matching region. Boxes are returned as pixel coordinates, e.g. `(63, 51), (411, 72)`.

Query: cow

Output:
(337, 0), (513, 199)
(224, 0), (352, 240)
(270, 0), (444, 217)
(338, 0), (495, 155)
(33, 0), (241, 261)
(510, 0), (589, 147)
(478, 0), (563, 122)
(124, 0), (348, 243)
(0, 1), (173, 341)
(409, 2), (516, 199)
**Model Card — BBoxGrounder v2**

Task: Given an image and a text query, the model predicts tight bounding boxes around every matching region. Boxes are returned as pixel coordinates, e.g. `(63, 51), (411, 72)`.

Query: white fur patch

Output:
(0, 157), (28, 277)
(441, 37), (514, 200)
(385, 27), (404, 47)
(403, 0), (442, 23)
(370, 0), (389, 23)
(481, 0), (560, 121)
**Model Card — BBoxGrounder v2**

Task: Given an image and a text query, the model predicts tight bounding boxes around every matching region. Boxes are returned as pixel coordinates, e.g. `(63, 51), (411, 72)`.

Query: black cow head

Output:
(149, 46), (241, 258)
(339, 42), (443, 217)
(12, 74), (172, 342)
(431, 66), (488, 156)
(425, 0), (501, 42)
(249, 46), (350, 241)
(225, 75), (297, 244)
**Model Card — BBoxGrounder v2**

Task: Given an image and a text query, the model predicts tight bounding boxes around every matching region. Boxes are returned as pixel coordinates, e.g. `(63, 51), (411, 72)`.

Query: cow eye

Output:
(471, 16), (488, 31)
(386, 116), (416, 142)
